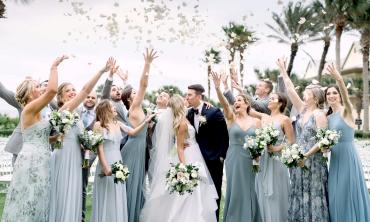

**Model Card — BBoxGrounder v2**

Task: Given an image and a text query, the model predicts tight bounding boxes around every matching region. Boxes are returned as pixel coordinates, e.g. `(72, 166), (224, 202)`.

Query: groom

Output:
(186, 84), (229, 218)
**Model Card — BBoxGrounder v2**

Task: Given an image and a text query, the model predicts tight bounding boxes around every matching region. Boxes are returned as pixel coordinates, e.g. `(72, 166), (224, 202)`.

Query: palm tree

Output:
(254, 68), (280, 83)
(349, 1), (370, 131)
(223, 22), (256, 87)
(310, 0), (335, 81)
(204, 48), (221, 99)
(325, 0), (360, 70)
(0, 0), (6, 18)
(267, 1), (316, 76)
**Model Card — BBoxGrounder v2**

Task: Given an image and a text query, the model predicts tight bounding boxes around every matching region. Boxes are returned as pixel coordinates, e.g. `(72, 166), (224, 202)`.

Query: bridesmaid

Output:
(91, 100), (153, 222)
(48, 58), (114, 222)
(254, 92), (294, 222)
(277, 58), (329, 222)
(120, 49), (158, 222)
(325, 63), (370, 222)
(212, 72), (262, 222)
(2, 56), (66, 222)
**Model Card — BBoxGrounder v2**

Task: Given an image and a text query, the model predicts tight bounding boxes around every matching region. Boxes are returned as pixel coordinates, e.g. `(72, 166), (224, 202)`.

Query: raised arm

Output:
(276, 58), (305, 112)
(24, 56), (67, 117)
(325, 63), (353, 120)
(119, 114), (154, 136)
(130, 49), (158, 112)
(61, 57), (114, 111)
(211, 71), (234, 123)
(0, 81), (21, 110)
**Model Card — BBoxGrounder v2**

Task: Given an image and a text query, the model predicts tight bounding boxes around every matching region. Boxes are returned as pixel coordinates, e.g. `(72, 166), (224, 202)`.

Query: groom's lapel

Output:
(198, 104), (207, 133)
(187, 110), (196, 129)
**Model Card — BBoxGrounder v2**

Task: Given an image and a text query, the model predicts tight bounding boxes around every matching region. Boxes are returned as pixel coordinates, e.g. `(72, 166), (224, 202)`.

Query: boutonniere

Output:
(199, 115), (207, 126)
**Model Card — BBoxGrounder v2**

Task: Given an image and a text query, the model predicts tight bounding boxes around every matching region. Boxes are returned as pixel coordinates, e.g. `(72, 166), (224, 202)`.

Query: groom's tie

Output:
(191, 108), (199, 115)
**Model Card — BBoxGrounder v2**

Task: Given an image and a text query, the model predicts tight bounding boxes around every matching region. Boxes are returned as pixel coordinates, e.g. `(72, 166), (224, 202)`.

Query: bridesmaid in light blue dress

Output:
(325, 64), (370, 222)
(2, 56), (65, 222)
(212, 73), (262, 222)
(254, 93), (294, 222)
(48, 58), (114, 222)
(277, 58), (330, 222)
(120, 49), (158, 222)
(91, 100), (151, 222)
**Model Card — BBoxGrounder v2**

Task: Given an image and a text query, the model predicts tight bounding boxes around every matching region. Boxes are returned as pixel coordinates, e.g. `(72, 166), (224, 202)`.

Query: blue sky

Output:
(0, 0), (358, 116)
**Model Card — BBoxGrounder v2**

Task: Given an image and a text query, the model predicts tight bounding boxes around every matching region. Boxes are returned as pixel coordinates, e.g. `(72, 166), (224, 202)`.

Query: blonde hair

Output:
(57, 82), (72, 108)
(15, 79), (35, 107)
(168, 94), (186, 135)
(95, 99), (115, 131)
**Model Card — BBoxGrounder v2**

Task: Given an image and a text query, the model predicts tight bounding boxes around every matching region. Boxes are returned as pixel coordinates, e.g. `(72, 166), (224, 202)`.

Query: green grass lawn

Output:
(0, 184), (225, 222)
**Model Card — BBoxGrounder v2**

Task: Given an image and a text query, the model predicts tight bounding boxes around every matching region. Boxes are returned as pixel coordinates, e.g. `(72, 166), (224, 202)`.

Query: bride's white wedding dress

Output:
(140, 109), (218, 222)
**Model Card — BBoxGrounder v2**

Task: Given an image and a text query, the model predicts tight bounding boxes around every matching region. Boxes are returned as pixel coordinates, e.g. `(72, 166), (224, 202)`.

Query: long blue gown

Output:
(223, 123), (261, 222)
(121, 122), (147, 222)
(328, 112), (370, 222)
(255, 121), (289, 222)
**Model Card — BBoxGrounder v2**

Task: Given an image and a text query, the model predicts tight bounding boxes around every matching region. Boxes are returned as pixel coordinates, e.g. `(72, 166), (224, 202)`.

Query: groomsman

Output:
(0, 80), (57, 165)
(78, 91), (97, 222)
(186, 84), (229, 218)
(223, 78), (273, 114)
(101, 69), (129, 148)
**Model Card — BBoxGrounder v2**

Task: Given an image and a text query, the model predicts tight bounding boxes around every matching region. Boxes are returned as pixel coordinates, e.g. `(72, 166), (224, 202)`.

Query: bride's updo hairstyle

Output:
(15, 79), (36, 107)
(95, 99), (115, 130)
(168, 94), (186, 134)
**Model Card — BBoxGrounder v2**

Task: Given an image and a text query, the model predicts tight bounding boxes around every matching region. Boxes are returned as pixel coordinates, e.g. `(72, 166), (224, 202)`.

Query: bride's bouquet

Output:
(315, 128), (340, 162)
(166, 163), (200, 195)
(78, 130), (104, 168)
(280, 143), (307, 170)
(243, 136), (265, 173)
(256, 125), (280, 156)
(49, 110), (80, 149)
(111, 161), (130, 184)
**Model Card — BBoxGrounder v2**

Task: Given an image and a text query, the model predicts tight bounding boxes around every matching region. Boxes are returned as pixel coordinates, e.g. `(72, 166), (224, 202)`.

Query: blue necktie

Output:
(83, 110), (92, 128)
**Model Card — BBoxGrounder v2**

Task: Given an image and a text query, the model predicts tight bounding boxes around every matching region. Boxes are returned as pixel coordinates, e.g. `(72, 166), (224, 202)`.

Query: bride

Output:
(140, 94), (218, 222)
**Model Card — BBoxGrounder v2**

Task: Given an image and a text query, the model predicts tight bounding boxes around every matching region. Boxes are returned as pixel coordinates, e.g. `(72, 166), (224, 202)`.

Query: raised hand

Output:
(52, 55), (69, 68)
(109, 60), (119, 75)
(221, 72), (229, 90)
(102, 57), (116, 73)
(231, 79), (243, 94)
(325, 63), (341, 80)
(143, 48), (158, 64)
(116, 68), (128, 81)
(211, 71), (221, 89)
(276, 57), (288, 76)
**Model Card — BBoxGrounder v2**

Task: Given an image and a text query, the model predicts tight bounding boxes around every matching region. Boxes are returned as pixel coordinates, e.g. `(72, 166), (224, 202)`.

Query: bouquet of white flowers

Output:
(78, 130), (104, 168)
(243, 136), (266, 172)
(110, 161), (130, 184)
(256, 125), (280, 156)
(256, 125), (280, 146)
(143, 104), (158, 124)
(166, 163), (200, 195)
(49, 110), (80, 149)
(315, 128), (340, 161)
(280, 143), (307, 170)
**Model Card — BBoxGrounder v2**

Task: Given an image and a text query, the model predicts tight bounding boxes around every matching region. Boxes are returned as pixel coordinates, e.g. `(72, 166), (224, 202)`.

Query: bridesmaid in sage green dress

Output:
(91, 100), (152, 222)
(324, 64), (370, 222)
(120, 49), (158, 222)
(254, 92), (294, 222)
(48, 58), (114, 222)
(2, 56), (65, 222)
(212, 72), (262, 222)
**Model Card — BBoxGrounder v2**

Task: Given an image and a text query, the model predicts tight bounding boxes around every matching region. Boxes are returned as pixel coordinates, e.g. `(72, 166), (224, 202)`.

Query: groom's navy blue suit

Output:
(187, 103), (229, 217)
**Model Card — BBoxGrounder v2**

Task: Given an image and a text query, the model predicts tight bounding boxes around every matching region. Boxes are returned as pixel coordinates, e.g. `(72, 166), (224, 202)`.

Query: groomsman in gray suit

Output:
(101, 69), (128, 124)
(78, 91), (98, 222)
(101, 68), (129, 148)
(0, 80), (57, 165)
(223, 77), (273, 114)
